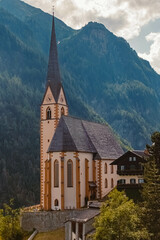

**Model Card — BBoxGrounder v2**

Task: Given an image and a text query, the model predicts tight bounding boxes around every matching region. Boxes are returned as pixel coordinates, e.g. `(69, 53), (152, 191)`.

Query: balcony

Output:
(117, 183), (143, 189)
(117, 169), (143, 176)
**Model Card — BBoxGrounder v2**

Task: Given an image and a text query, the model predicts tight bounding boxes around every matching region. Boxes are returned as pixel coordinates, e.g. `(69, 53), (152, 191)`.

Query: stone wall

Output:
(20, 209), (84, 232)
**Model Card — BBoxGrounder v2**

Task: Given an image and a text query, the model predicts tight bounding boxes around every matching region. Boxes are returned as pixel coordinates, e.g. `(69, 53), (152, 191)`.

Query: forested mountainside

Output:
(0, 0), (160, 207)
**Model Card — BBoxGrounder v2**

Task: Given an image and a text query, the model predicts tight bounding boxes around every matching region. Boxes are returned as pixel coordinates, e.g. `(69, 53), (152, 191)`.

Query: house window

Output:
(133, 157), (136, 161)
(130, 178), (136, 184)
(61, 107), (65, 116)
(118, 179), (126, 184)
(138, 179), (144, 184)
(105, 178), (108, 188)
(120, 165), (125, 171)
(54, 199), (59, 206)
(130, 165), (136, 170)
(46, 107), (51, 119)
(104, 163), (107, 174)
(67, 159), (73, 187)
(111, 165), (114, 174)
(54, 160), (59, 187)
(111, 178), (114, 188)
(129, 157), (132, 161)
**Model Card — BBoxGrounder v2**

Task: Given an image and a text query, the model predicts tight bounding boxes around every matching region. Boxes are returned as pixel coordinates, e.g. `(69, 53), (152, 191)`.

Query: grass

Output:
(34, 228), (65, 240)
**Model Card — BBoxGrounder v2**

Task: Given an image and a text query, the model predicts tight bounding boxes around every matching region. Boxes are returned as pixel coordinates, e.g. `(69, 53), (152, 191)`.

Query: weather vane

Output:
(52, 0), (55, 15)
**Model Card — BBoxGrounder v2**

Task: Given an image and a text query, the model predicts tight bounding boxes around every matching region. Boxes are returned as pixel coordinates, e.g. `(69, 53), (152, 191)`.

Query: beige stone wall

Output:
(101, 160), (118, 198)
(40, 86), (68, 208)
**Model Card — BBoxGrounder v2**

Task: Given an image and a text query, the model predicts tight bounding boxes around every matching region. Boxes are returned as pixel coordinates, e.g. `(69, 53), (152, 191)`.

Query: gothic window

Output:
(104, 163), (107, 174)
(54, 160), (59, 187)
(111, 178), (114, 188)
(67, 159), (73, 187)
(54, 199), (59, 206)
(105, 178), (108, 188)
(61, 107), (65, 116)
(46, 107), (51, 119)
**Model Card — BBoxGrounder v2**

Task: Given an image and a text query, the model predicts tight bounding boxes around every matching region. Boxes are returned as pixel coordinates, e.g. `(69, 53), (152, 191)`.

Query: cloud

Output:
(22, 0), (160, 40)
(139, 32), (160, 74)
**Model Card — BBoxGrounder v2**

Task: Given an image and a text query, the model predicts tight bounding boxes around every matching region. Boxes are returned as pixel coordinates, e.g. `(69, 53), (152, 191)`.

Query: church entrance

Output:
(89, 181), (97, 200)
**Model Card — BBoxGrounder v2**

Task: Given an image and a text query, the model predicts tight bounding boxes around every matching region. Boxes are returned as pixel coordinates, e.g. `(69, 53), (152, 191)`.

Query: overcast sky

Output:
(22, 0), (160, 74)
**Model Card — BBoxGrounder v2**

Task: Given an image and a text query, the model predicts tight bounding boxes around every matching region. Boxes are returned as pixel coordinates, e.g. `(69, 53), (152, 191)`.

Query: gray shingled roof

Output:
(45, 15), (62, 102)
(48, 116), (124, 159)
(67, 209), (100, 223)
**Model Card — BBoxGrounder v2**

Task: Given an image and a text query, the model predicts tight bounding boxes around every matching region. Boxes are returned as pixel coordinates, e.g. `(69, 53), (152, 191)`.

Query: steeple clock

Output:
(40, 14), (68, 208)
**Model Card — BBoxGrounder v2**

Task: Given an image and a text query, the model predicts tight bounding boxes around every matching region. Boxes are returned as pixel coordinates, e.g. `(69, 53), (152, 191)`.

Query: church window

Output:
(111, 165), (114, 174)
(104, 163), (107, 174)
(105, 178), (108, 188)
(61, 107), (65, 116)
(54, 160), (59, 187)
(111, 178), (114, 188)
(54, 199), (59, 206)
(46, 107), (51, 119)
(67, 159), (73, 187)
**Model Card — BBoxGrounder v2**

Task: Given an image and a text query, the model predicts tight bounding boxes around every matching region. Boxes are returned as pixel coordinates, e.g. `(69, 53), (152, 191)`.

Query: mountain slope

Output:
(0, 0), (160, 207)
(58, 22), (160, 148)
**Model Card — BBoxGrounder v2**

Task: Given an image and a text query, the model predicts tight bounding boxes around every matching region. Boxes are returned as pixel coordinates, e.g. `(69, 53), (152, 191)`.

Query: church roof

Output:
(45, 14), (62, 102)
(48, 116), (124, 160)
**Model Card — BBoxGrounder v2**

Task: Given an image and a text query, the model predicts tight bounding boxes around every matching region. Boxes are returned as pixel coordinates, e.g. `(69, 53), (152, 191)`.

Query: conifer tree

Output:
(142, 132), (160, 239)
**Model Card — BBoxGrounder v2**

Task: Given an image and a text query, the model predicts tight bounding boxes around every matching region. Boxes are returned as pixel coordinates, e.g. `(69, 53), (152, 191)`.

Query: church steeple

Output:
(46, 13), (62, 102)
(40, 12), (68, 209)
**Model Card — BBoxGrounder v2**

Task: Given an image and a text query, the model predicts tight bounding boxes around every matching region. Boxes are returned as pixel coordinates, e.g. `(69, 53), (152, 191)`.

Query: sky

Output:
(21, 0), (160, 74)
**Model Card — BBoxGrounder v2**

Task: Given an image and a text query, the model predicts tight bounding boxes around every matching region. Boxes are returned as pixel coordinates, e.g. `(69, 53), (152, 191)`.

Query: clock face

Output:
(46, 94), (52, 102)
(60, 96), (64, 102)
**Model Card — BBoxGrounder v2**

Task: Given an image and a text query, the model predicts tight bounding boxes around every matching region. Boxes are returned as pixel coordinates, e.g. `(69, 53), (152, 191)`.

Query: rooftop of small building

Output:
(111, 149), (149, 165)
(48, 115), (124, 160)
(66, 208), (100, 223)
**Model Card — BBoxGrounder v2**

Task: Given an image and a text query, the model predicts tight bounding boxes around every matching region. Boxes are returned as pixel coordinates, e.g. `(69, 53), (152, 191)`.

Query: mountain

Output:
(0, 0), (160, 207)
(58, 22), (160, 149)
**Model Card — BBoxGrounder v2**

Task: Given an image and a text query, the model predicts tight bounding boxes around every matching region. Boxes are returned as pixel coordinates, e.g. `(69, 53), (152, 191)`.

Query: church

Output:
(40, 14), (124, 211)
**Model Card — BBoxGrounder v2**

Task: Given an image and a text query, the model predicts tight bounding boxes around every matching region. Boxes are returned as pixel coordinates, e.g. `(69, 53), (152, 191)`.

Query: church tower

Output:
(40, 14), (68, 208)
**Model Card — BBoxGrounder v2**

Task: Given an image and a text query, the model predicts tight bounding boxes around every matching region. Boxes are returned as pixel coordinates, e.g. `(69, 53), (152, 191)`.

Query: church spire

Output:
(46, 12), (62, 102)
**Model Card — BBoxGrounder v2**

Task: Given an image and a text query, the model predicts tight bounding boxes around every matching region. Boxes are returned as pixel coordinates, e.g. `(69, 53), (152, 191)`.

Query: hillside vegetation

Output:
(0, 0), (160, 207)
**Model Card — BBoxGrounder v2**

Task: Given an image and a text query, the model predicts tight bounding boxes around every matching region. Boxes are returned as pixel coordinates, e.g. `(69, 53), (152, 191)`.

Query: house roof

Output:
(48, 115), (124, 160)
(111, 150), (148, 165)
(66, 209), (100, 223)
(45, 14), (62, 102)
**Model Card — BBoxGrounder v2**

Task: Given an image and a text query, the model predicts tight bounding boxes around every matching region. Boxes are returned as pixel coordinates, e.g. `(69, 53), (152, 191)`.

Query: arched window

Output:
(67, 159), (73, 187)
(111, 165), (114, 174)
(61, 107), (65, 116)
(111, 178), (114, 188)
(46, 107), (51, 119)
(105, 178), (108, 188)
(104, 163), (107, 174)
(54, 199), (59, 206)
(54, 160), (59, 187)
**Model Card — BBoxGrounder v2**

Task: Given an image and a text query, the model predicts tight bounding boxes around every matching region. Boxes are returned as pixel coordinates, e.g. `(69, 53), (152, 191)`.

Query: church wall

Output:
(79, 153), (93, 207)
(64, 152), (77, 209)
(101, 160), (118, 198)
(51, 152), (62, 210)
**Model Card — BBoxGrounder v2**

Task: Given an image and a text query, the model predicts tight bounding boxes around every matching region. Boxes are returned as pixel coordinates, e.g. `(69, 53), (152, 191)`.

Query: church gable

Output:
(42, 86), (55, 105)
(58, 87), (67, 105)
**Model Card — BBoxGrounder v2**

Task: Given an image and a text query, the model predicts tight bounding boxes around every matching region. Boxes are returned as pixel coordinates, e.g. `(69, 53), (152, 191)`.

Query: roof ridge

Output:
(81, 120), (97, 153)
(63, 118), (78, 151)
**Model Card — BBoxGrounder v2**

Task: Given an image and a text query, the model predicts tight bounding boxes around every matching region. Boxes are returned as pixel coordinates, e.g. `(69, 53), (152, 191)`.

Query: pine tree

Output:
(141, 132), (160, 239)
(142, 155), (160, 239)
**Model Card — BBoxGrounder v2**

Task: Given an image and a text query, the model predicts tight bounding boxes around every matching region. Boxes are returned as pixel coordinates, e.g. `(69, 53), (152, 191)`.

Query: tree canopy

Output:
(93, 189), (149, 240)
